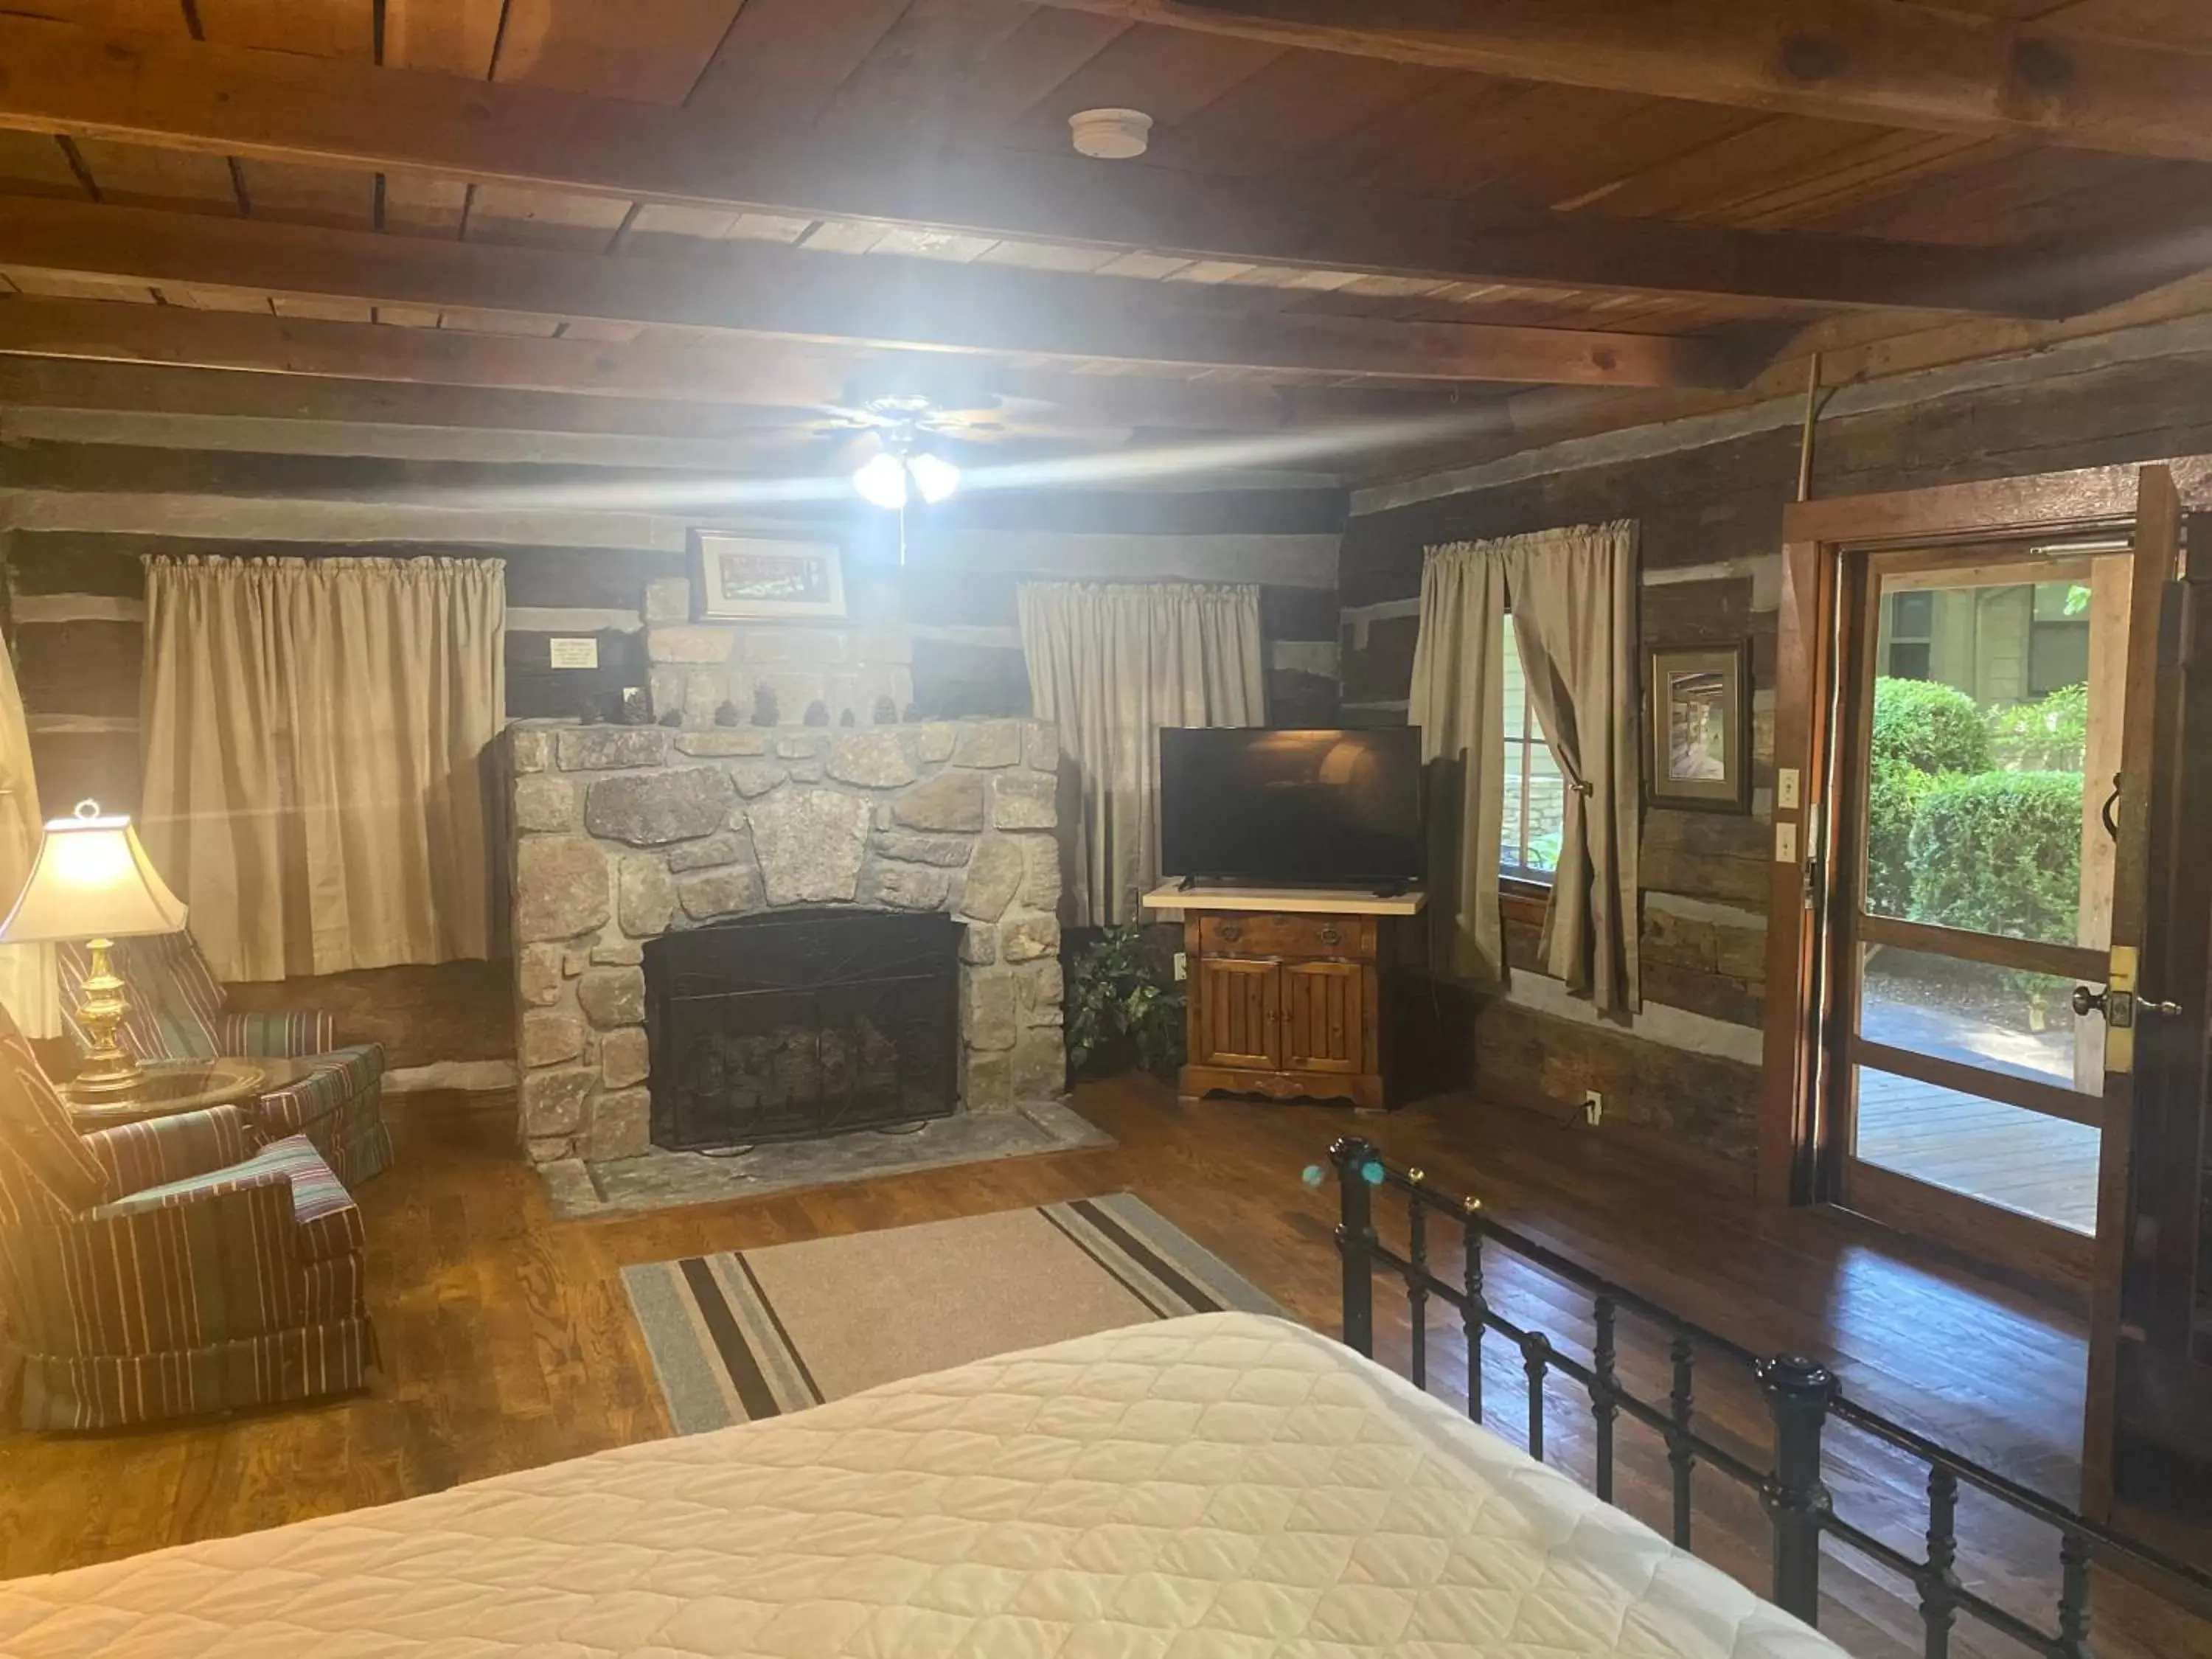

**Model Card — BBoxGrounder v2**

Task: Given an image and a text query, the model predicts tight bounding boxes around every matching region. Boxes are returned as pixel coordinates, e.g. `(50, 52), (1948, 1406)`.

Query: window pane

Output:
(1864, 559), (2116, 948)
(1500, 740), (1527, 872)
(1499, 611), (1556, 883)
(1886, 641), (1932, 679)
(1891, 590), (1935, 637)
(1854, 1065), (2098, 1234)
(1501, 614), (1527, 734)
(1524, 776), (1564, 874)
(1859, 943), (2101, 1093)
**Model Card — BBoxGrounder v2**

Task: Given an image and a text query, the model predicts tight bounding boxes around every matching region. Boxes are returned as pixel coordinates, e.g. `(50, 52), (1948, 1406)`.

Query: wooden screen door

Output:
(1823, 469), (2183, 1289)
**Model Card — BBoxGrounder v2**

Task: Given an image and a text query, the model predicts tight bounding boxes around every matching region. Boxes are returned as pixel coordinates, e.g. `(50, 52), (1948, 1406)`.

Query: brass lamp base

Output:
(64, 936), (146, 1105)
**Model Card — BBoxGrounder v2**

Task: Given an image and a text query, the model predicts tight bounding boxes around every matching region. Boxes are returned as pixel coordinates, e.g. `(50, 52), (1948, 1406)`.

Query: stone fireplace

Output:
(506, 714), (1066, 1166)
(644, 908), (962, 1150)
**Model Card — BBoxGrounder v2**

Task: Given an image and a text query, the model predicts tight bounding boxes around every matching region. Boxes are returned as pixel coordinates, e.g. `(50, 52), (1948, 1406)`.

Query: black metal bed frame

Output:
(1325, 1136), (2212, 1658)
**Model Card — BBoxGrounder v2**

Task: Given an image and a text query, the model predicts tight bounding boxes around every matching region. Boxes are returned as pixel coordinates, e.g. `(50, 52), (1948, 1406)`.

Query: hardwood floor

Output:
(3, 1076), (2205, 1657)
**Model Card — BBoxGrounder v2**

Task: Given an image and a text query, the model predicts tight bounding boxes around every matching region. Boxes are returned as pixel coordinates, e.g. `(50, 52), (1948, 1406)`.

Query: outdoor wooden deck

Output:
(1856, 1073), (2100, 1233)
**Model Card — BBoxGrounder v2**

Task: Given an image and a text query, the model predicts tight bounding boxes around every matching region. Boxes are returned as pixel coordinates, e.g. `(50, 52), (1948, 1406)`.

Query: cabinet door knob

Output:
(1219, 922), (1242, 943)
(1319, 923), (1342, 947)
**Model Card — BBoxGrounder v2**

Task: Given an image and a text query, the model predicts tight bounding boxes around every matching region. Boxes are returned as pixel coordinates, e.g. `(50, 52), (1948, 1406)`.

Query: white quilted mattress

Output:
(1, 1313), (1843, 1658)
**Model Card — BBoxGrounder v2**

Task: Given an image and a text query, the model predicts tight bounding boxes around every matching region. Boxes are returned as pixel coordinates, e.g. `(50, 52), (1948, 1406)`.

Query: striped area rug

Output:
(622, 1194), (1282, 1435)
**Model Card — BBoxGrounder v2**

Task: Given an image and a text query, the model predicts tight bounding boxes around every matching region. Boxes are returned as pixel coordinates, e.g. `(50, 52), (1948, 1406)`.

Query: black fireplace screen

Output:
(644, 908), (961, 1150)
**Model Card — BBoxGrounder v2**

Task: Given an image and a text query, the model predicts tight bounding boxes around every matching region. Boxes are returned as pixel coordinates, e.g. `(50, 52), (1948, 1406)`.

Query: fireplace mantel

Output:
(504, 716), (1066, 1166)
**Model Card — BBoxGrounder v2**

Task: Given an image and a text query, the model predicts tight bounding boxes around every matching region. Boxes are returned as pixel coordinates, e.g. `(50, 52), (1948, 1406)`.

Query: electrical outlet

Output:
(1774, 821), (1799, 863)
(1582, 1090), (1603, 1127)
(1172, 951), (1188, 983)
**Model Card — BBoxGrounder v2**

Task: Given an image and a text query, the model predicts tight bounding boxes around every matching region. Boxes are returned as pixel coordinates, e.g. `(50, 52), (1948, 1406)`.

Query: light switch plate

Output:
(1172, 951), (1188, 983)
(1777, 767), (1801, 810)
(1774, 821), (1799, 863)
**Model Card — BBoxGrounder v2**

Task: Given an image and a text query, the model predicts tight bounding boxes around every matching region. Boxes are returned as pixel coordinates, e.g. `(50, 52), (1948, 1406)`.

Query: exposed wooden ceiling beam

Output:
(1034, 0), (2212, 166)
(0, 297), (1496, 433)
(0, 15), (2062, 319)
(0, 198), (1732, 388)
(0, 358), (814, 443)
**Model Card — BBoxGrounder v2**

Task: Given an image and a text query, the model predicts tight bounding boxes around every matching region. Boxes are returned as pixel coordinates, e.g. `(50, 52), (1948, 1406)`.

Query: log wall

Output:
(1341, 344), (2212, 1175)
(0, 433), (1345, 1071)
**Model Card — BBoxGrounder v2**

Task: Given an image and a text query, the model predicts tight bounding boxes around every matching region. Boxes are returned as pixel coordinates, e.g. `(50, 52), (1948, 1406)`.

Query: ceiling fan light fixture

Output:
(906, 451), (961, 505)
(1069, 108), (1153, 160)
(852, 450), (910, 510)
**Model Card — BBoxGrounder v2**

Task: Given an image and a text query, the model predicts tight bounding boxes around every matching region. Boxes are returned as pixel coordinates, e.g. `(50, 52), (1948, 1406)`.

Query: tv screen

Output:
(1159, 727), (1425, 887)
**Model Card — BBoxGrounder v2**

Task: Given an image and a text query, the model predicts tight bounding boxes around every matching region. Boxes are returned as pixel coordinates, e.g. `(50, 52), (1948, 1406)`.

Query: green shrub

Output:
(1986, 683), (2088, 773)
(1871, 677), (1991, 776)
(1067, 922), (1185, 1078)
(1907, 771), (2082, 943)
(1865, 755), (1935, 917)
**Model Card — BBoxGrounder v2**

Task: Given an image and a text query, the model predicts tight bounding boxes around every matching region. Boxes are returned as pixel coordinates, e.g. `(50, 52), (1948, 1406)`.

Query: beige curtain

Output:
(1019, 580), (1265, 926)
(140, 557), (506, 982)
(1504, 521), (1641, 1015)
(1410, 523), (1641, 1014)
(1407, 541), (1509, 981)
(0, 634), (58, 1037)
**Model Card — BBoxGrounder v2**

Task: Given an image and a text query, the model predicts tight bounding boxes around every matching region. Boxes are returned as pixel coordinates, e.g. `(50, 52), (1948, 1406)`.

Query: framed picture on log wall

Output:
(1647, 641), (1750, 813)
(690, 531), (847, 621)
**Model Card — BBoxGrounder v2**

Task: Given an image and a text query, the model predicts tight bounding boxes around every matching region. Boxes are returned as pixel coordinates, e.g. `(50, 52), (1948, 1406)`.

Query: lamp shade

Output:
(0, 801), (187, 945)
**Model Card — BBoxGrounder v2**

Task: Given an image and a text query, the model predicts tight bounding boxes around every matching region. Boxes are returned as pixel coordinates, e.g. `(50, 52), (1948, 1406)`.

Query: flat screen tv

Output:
(1159, 726), (1425, 888)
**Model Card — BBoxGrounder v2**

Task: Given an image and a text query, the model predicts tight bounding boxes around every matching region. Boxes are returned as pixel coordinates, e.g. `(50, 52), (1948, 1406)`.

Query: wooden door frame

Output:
(1767, 456), (2212, 1523)
(1764, 456), (2212, 1206)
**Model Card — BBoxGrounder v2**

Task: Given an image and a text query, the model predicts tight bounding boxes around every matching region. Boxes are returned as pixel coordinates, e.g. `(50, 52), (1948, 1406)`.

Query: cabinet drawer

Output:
(1199, 912), (1374, 960)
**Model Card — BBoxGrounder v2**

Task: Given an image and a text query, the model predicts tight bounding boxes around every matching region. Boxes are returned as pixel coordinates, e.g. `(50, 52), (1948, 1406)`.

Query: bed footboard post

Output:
(1329, 1135), (1377, 1358)
(1759, 1354), (1837, 1627)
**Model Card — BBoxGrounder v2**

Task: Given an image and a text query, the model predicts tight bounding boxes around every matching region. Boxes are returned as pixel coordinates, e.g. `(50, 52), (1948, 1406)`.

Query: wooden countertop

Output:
(1139, 883), (1427, 917)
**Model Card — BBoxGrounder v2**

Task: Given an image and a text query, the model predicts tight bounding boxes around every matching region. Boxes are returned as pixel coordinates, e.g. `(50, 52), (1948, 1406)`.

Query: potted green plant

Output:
(1065, 922), (1186, 1079)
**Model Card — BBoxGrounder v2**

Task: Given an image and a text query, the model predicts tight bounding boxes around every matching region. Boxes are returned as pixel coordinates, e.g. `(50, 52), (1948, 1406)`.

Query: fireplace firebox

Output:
(644, 909), (961, 1150)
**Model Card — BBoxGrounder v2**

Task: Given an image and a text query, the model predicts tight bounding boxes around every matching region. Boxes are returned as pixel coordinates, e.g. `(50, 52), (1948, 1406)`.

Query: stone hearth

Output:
(507, 715), (1066, 1166)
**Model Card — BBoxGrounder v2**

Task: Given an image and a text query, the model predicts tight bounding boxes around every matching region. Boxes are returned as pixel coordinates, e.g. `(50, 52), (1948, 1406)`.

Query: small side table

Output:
(68, 1055), (316, 1133)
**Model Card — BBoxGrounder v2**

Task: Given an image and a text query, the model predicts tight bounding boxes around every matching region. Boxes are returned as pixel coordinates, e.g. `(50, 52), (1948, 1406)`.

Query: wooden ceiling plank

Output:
(998, 18), (1284, 149)
(1020, 0), (2212, 164)
(937, 7), (1135, 145)
(684, 0), (912, 124)
(383, 0), (507, 78)
(0, 196), (1733, 386)
(0, 133), (94, 201)
(0, 294), (1491, 430)
(232, 158), (378, 229)
(0, 357), (843, 441)
(0, 16), (2074, 318)
(811, 0), (1037, 147)
(64, 137), (238, 212)
(192, 0), (375, 59)
(490, 0), (750, 105)
(1160, 46), (1448, 181)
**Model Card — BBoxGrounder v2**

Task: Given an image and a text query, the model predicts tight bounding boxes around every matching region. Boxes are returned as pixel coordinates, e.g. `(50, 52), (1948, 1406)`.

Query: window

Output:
(1884, 588), (1934, 680)
(1500, 612), (1562, 887)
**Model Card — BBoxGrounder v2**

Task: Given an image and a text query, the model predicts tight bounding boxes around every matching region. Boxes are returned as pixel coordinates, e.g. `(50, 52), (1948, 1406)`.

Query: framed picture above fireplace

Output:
(690, 531), (847, 621)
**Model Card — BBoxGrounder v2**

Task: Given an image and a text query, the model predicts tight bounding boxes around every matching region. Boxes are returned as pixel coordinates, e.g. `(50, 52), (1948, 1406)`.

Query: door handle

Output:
(2101, 774), (2121, 842)
(2074, 986), (2183, 1026)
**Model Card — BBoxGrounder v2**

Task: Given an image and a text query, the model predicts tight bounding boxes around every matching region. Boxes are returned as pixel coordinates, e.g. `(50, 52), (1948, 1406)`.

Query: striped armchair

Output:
(0, 1009), (376, 1432)
(59, 933), (392, 1186)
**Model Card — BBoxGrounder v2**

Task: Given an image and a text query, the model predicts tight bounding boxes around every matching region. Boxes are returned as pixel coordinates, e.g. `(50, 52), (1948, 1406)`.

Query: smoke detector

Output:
(1069, 108), (1153, 160)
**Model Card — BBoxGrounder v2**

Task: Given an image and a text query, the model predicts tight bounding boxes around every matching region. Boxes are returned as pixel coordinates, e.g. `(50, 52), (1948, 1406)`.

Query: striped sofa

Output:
(0, 1007), (376, 1432)
(59, 933), (392, 1186)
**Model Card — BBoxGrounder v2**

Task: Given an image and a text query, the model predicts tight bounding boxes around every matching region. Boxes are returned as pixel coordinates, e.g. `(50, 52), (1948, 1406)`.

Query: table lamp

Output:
(0, 800), (188, 1102)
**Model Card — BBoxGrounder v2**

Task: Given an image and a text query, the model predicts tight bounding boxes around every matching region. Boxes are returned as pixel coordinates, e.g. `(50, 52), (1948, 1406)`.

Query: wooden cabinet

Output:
(1161, 892), (1411, 1111)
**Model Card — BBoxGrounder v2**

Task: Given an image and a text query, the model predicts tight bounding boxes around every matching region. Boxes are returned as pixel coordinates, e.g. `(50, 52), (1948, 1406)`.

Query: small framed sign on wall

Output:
(1647, 640), (1751, 813)
(690, 531), (847, 621)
